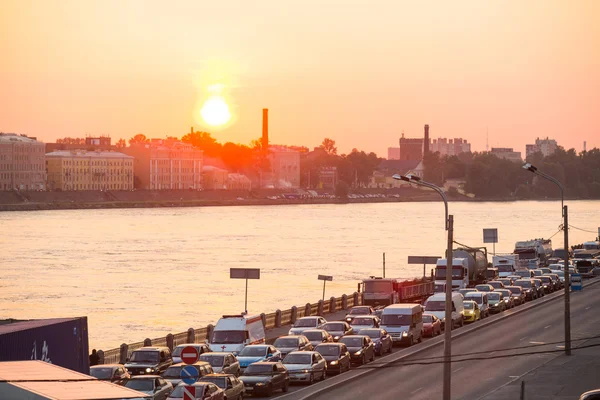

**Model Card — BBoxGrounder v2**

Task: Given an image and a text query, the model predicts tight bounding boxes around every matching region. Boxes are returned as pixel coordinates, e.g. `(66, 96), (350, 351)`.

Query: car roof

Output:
(130, 375), (162, 379)
(244, 344), (269, 348)
(174, 343), (206, 348)
(249, 361), (278, 365)
(315, 342), (343, 347)
(350, 315), (377, 319)
(133, 346), (168, 351)
(297, 316), (321, 320)
(462, 300), (477, 304)
(170, 361), (211, 367)
(285, 351), (319, 356)
(302, 329), (328, 333)
(339, 335), (367, 339)
(90, 364), (122, 368)
(201, 373), (236, 378)
(276, 335), (304, 339)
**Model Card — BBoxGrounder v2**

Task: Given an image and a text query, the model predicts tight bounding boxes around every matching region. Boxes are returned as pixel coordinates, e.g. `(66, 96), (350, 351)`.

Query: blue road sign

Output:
(571, 273), (583, 292)
(180, 365), (199, 385)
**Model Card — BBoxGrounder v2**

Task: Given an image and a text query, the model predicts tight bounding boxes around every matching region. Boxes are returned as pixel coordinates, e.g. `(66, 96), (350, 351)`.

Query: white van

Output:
(379, 304), (423, 347)
(424, 292), (464, 329)
(208, 314), (265, 354)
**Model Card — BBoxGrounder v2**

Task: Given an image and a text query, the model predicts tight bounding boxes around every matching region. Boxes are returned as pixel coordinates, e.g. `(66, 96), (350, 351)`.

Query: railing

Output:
(97, 292), (362, 365)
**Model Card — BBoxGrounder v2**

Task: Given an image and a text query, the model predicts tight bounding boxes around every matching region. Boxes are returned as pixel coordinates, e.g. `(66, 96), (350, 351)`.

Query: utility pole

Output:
(443, 215), (454, 400)
(383, 253), (386, 278)
(564, 205), (571, 355)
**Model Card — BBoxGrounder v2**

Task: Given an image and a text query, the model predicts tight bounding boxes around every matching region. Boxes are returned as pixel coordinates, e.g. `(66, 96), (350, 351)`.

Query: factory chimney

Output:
(262, 108), (269, 152)
(423, 124), (430, 155)
(584, 141), (587, 152)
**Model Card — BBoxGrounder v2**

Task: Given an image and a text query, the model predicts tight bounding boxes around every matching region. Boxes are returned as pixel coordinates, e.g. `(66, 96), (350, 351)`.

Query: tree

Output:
(181, 131), (221, 157)
(56, 137), (85, 144)
(320, 138), (337, 155)
(335, 181), (350, 198)
(115, 138), (127, 148)
(129, 134), (149, 145)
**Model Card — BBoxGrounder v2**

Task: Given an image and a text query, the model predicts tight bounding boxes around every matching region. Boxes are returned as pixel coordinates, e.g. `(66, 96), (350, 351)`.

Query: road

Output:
(274, 280), (600, 400)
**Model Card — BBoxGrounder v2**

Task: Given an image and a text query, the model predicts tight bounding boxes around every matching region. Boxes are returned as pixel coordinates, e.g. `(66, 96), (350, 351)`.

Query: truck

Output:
(514, 238), (553, 267)
(434, 247), (488, 289)
(360, 277), (434, 307)
(493, 254), (519, 277)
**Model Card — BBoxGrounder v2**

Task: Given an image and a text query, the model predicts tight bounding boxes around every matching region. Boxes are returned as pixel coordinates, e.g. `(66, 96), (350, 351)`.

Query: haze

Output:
(1, 0), (598, 155)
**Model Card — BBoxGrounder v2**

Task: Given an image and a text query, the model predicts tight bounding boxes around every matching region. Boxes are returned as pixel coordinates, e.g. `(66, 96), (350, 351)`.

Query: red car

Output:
(422, 314), (442, 337)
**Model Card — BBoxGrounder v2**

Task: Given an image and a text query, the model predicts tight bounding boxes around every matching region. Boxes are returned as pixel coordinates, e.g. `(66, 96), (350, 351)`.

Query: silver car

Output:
(199, 352), (241, 376)
(199, 373), (245, 400)
(273, 335), (313, 358)
(288, 316), (327, 335)
(171, 343), (211, 364)
(125, 376), (173, 400)
(282, 351), (327, 385)
(302, 329), (334, 347)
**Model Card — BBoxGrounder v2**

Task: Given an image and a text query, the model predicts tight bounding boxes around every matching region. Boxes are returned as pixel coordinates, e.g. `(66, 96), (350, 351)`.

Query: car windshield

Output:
(422, 315), (433, 323)
(381, 314), (411, 326)
(508, 287), (522, 294)
(340, 337), (363, 347)
(516, 271), (531, 277)
(498, 290), (511, 298)
(90, 367), (113, 379)
(351, 317), (374, 325)
(163, 365), (184, 378)
(211, 330), (245, 344)
(274, 338), (298, 347)
(199, 354), (224, 367)
(283, 353), (312, 364)
(129, 351), (159, 363)
(125, 379), (154, 391)
(172, 346), (199, 357)
(294, 319), (317, 327)
(497, 265), (514, 272)
(244, 364), (274, 375)
(358, 329), (380, 338)
(515, 280), (532, 288)
(322, 323), (345, 331)
(363, 281), (392, 293)
(238, 347), (267, 357)
(315, 345), (340, 356)
(463, 302), (474, 309)
(171, 385), (206, 397)
(425, 301), (445, 311)
(476, 285), (491, 291)
(200, 377), (226, 389)
(435, 267), (464, 279)
(487, 293), (501, 300)
(541, 277), (551, 283)
(349, 307), (371, 315)
(555, 271), (565, 277)
(303, 331), (324, 341)
(465, 295), (483, 305)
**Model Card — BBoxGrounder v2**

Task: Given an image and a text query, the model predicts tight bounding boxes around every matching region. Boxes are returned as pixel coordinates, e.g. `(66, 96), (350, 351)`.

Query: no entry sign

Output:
(181, 346), (199, 365)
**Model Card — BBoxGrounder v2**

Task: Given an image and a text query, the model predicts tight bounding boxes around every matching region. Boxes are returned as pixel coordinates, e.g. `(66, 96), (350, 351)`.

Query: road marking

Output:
(585, 306), (591, 310)
(520, 336), (527, 341)
(530, 341), (546, 345)
(544, 325), (552, 329)
(556, 345), (565, 349)
(453, 367), (463, 373)
(410, 387), (423, 395)
(509, 376), (520, 378)
(489, 352), (496, 356)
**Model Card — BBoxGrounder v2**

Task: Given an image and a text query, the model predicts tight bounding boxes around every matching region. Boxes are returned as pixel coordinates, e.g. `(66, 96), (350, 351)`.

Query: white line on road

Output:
(586, 306), (591, 310)
(509, 376), (520, 378)
(520, 336), (527, 341)
(544, 325), (552, 329)
(453, 367), (463, 373)
(410, 387), (423, 395)
(489, 352), (496, 356)
(529, 341), (546, 345)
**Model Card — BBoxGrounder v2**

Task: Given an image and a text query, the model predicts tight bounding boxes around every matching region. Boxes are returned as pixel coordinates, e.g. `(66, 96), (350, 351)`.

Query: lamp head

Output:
(406, 174), (421, 182)
(522, 163), (537, 173)
(392, 174), (411, 182)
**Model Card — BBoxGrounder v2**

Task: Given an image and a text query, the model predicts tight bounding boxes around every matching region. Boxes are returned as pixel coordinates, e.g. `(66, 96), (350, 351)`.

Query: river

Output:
(1, 200), (598, 350)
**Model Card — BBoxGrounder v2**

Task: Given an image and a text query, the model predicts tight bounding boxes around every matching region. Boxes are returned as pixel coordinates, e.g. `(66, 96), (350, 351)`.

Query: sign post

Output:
(571, 273), (583, 292)
(408, 256), (441, 279)
(483, 228), (499, 255)
(318, 275), (333, 301)
(180, 365), (200, 385)
(182, 385), (196, 400)
(230, 268), (261, 314)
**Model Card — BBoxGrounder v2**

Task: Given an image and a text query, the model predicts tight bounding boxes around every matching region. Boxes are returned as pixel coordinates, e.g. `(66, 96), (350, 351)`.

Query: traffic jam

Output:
(90, 240), (600, 399)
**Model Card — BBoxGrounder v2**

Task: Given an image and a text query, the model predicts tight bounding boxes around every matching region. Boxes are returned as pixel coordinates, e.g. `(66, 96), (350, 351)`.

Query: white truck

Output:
(207, 314), (265, 354)
(434, 258), (470, 290)
(434, 247), (488, 290)
(493, 254), (518, 277)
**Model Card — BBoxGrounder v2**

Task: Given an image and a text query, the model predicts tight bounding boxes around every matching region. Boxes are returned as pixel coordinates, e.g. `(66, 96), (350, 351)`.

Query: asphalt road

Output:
(272, 280), (600, 400)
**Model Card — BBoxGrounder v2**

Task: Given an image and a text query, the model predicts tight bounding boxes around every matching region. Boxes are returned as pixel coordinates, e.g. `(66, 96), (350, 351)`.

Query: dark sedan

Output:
(319, 322), (353, 342)
(506, 285), (526, 305)
(539, 275), (555, 293)
(513, 279), (537, 301)
(239, 362), (289, 397)
(90, 364), (130, 385)
(338, 335), (375, 365)
(358, 328), (393, 355)
(314, 343), (351, 375)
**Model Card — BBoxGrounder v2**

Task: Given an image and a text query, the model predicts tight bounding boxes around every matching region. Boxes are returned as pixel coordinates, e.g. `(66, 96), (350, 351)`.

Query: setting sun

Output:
(200, 95), (231, 126)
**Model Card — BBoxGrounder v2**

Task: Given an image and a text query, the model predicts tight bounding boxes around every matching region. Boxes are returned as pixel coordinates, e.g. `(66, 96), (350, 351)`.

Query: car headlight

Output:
(145, 368), (153, 373)
(334, 336), (341, 341)
(402, 331), (408, 337)
(302, 369), (310, 373)
(346, 318), (352, 322)
(330, 361), (338, 365)
(355, 350), (362, 356)
(256, 383), (264, 386)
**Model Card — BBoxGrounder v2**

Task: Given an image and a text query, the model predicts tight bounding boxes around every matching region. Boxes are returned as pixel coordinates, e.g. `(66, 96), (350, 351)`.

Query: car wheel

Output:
(371, 351), (375, 362)
(407, 336), (413, 347)
(282, 381), (289, 392)
(388, 343), (393, 353)
(321, 369), (326, 380)
(266, 384), (273, 397)
(460, 317), (464, 327)
(308, 373), (314, 385)
(361, 355), (366, 365)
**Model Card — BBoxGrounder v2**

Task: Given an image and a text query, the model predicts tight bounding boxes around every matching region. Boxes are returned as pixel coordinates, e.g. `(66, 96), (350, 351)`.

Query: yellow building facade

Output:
(46, 150), (134, 191)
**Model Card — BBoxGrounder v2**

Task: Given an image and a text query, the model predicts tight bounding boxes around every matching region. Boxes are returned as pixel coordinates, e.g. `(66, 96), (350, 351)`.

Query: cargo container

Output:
(0, 317), (90, 374)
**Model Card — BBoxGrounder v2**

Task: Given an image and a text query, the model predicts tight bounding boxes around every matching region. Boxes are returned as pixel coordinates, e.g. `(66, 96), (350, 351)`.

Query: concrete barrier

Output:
(318, 300), (324, 316)
(329, 297), (336, 313)
(305, 303), (311, 317)
(187, 328), (195, 344)
(275, 310), (282, 327)
(166, 334), (174, 351)
(119, 343), (128, 364)
(143, 338), (152, 347)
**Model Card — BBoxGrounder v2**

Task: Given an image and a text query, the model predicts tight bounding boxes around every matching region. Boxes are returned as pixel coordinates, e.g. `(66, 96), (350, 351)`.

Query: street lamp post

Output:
(523, 163), (570, 355)
(393, 174), (453, 400)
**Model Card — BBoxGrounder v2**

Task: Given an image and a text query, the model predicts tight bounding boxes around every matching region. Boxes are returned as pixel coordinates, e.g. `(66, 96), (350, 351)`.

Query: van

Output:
(208, 314), (265, 354)
(464, 292), (489, 318)
(485, 267), (499, 281)
(379, 304), (423, 347)
(424, 292), (465, 329)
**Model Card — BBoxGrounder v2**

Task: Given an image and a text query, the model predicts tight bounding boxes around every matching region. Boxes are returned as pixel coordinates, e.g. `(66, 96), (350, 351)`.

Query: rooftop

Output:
(45, 150), (133, 159)
(0, 133), (42, 144)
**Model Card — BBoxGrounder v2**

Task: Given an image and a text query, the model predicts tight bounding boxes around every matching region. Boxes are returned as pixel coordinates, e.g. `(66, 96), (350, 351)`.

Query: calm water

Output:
(1, 201), (598, 349)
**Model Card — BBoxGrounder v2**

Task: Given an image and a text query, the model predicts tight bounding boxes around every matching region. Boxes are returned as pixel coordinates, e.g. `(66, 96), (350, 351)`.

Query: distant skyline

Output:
(1, 0), (599, 157)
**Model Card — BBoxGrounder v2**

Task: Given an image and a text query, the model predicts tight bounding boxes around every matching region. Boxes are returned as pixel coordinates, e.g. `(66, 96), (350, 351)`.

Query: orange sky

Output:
(1, 0), (599, 156)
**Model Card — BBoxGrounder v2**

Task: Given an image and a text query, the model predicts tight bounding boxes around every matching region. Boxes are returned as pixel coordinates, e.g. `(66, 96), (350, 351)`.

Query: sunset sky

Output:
(1, 0), (598, 156)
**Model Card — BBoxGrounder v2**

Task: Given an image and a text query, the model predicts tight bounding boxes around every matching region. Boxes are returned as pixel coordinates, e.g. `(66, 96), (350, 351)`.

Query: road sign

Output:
(180, 365), (200, 385)
(183, 385), (196, 400)
(230, 268), (260, 279)
(483, 228), (498, 243)
(180, 346), (199, 365)
(318, 275), (333, 281)
(571, 273), (583, 291)
(408, 256), (441, 279)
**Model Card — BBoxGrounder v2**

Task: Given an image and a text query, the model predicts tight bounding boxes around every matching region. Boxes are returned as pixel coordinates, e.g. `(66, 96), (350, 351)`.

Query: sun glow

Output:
(200, 95), (231, 126)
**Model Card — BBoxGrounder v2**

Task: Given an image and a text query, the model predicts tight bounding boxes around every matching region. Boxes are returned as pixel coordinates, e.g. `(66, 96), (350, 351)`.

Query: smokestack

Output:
(584, 141), (587, 152)
(423, 124), (430, 155)
(191, 126), (194, 135)
(262, 108), (269, 151)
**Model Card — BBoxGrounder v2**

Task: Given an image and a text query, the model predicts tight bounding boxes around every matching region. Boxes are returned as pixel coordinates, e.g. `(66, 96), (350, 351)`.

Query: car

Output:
(475, 284), (495, 292)
(496, 289), (515, 309)
(358, 328), (393, 355)
(462, 300), (481, 323)
(236, 345), (281, 371)
(344, 306), (376, 322)
(314, 343), (351, 375)
(125, 347), (174, 376)
(506, 285), (526, 305)
(539, 275), (555, 293)
(487, 292), (506, 314)
(580, 388), (600, 400)
(319, 321), (353, 341)
(464, 292), (490, 318)
(167, 382), (224, 400)
(531, 278), (545, 297)
(506, 274), (523, 283)
(125, 375), (173, 400)
(198, 352), (241, 376)
(539, 267), (553, 275)
(288, 316), (327, 335)
(513, 279), (537, 301)
(553, 270), (566, 283)
(199, 374), (245, 400)
(302, 329), (334, 347)
(544, 273), (563, 290)
(282, 351), (327, 384)
(171, 343), (211, 364)
(239, 362), (289, 397)
(89, 364), (130, 385)
(487, 281), (505, 290)
(531, 269), (544, 278)
(457, 288), (477, 298)
(422, 314), (442, 337)
(515, 270), (535, 279)
(497, 278), (513, 287)
(348, 315), (380, 332)
(161, 361), (214, 387)
(272, 335), (314, 358)
(338, 335), (375, 365)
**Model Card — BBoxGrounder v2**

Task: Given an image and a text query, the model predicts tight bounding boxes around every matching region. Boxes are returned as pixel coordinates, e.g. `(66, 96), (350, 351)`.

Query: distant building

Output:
(45, 150), (133, 191)
(430, 138), (471, 156)
(122, 139), (203, 190)
(399, 134), (423, 161)
(46, 136), (114, 153)
(318, 166), (338, 189)
(526, 137), (558, 159)
(491, 147), (522, 163)
(387, 147), (400, 160)
(228, 173), (252, 190)
(268, 146), (300, 188)
(369, 159), (420, 188)
(0, 133), (46, 191)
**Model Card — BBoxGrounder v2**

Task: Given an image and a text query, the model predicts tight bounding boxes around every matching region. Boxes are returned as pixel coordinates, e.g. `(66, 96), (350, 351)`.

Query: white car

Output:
(348, 315), (380, 333)
(125, 376), (173, 400)
(288, 316), (327, 335)
(171, 343), (210, 364)
(282, 351), (327, 384)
